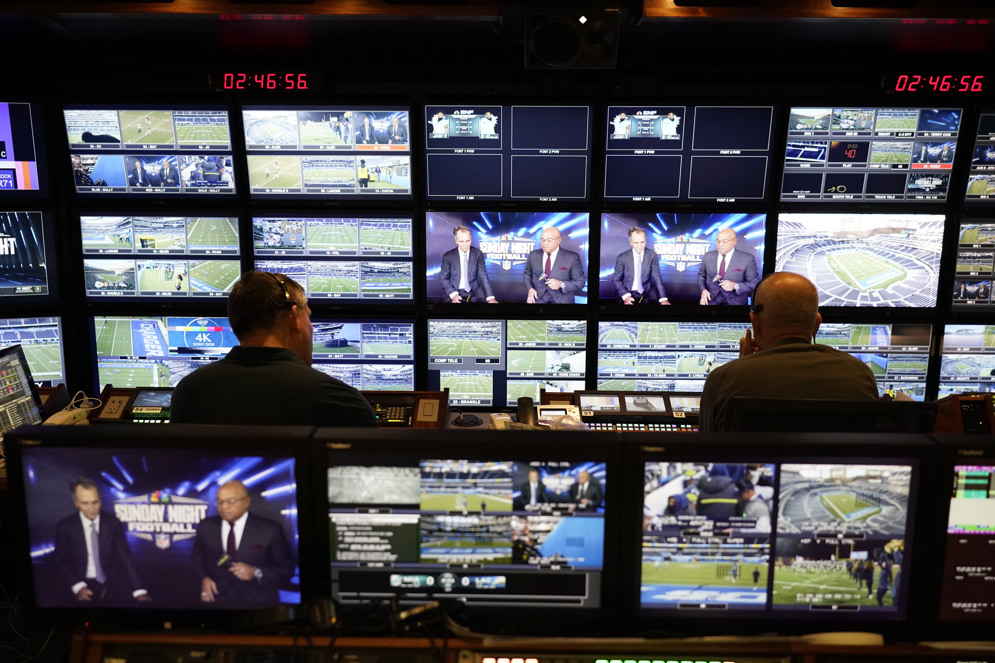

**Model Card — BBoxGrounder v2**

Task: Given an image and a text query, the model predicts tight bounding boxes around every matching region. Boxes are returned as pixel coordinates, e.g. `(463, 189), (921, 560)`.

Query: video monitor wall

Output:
(0, 210), (53, 298)
(253, 216), (413, 302)
(780, 107), (961, 201)
(16, 442), (302, 610)
(953, 220), (995, 309)
(814, 323), (932, 401)
(424, 105), (591, 201)
(963, 111), (995, 203)
(640, 458), (915, 618)
(93, 316), (238, 390)
(604, 105), (774, 202)
(774, 213), (944, 307)
(241, 107), (411, 199)
(597, 321), (751, 393)
(598, 212), (765, 306)
(81, 216), (239, 300)
(938, 324), (995, 397)
(0, 102), (45, 193)
(0, 317), (64, 386)
(64, 107), (236, 196)
(310, 320), (415, 392)
(427, 319), (586, 407)
(425, 211), (590, 305)
(328, 452), (607, 609)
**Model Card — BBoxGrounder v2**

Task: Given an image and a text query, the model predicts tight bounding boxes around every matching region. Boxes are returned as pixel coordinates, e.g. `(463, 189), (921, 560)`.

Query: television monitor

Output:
(938, 324), (995, 397)
(310, 320), (415, 392)
(952, 219), (995, 310)
(424, 104), (591, 202)
(632, 436), (929, 634)
(814, 323), (931, 401)
(81, 215), (239, 300)
(322, 430), (618, 633)
(780, 107), (961, 202)
(6, 424), (313, 626)
(427, 319), (587, 407)
(598, 212), (766, 306)
(774, 213), (943, 307)
(64, 106), (236, 197)
(252, 215), (413, 303)
(0, 102), (48, 195)
(93, 316), (238, 390)
(241, 107), (411, 200)
(963, 111), (995, 204)
(425, 211), (590, 305)
(596, 321), (750, 393)
(604, 105), (774, 202)
(0, 344), (44, 438)
(0, 316), (65, 386)
(0, 210), (55, 301)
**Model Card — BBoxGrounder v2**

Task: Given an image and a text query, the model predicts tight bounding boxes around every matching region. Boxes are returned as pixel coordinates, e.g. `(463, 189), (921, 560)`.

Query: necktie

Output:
(633, 254), (643, 294)
(530, 483), (537, 506)
(227, 522), (237, 557)
(459, 252), (469, 291)
(719, 254), (726, 279)
(91, 523), (107, 584)
(578, 483), (586, 502)
(544, 253), (551, 279)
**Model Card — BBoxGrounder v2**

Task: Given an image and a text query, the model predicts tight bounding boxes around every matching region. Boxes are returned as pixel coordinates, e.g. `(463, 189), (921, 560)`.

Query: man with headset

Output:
(698, 272), (879, 431)
(171, 270), (378, 427)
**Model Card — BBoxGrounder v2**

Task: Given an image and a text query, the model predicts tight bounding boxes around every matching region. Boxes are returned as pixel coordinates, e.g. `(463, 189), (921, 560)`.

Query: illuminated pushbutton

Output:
(483, 658), (496, 663)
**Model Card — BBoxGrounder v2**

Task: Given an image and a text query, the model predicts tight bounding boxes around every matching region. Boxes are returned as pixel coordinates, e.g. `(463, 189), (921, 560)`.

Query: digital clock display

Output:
(891, 74), (984, 93)
(216, 72), (313, 92)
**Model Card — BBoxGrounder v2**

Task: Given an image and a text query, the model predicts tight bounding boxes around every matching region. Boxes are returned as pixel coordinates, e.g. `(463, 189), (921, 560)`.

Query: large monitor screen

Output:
(781, 107), (961, 202)
(328, 448), (607, 613)
(253, 215), (413, 303)
(604, 105), (774, 202)
(938, 324), (995, 397)
(0, 102), (46, 194)
(427, 319), (586, 407)
(310, 320), (415, 392)
(774, 213), (943, 307)
(598, 212), (766, 306)
(241, 107), (411, 200)
(15, 436), (303, 611)
(0, 316), (65, 386)
(963, 111), (995, 204)
(64, 107), (236, 197)
(597, 321), (750, 393)
(640, 454), (916, 622)
(425, 211), (590, 305)
(424, 105), (591, 202)
(814, 323), (931, 401)
(82, 216), (239, 300)
(0, 210), (53, 299)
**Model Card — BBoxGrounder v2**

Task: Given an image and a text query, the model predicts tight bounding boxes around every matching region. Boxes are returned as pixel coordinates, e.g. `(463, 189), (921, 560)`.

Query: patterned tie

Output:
(226, 522), (237, 558)
(544, 253), (552, 279)
(719, 254), (726, 279)
(91, 522), (107, 584)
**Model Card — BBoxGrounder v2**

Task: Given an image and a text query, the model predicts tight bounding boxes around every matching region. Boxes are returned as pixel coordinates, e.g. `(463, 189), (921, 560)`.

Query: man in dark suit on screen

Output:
(54, 478), (152, 604)
(569, 470), (603, 512)
(513, 468), (550, 510)
(194, 479), (294, 607)
(524, 226), (585, 304)
(439, 225), (497, 303)
(612, 227), (669, 305)
(128, 158), (150, 187)
(158, 158), (180, 187)
(697, 228), (760, 306)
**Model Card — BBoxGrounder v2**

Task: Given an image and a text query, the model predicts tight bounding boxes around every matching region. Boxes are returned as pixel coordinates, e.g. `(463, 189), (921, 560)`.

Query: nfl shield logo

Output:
(155, 533), (172, 550)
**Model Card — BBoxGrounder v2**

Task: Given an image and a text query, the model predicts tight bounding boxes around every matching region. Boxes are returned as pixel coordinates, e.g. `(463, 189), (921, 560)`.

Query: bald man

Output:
(697, 228), (760, 306)
(698, 272), (879, 431)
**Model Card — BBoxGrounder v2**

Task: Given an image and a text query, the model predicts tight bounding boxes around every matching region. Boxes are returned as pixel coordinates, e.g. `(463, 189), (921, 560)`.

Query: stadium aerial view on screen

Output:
(775, 213), (943, 307)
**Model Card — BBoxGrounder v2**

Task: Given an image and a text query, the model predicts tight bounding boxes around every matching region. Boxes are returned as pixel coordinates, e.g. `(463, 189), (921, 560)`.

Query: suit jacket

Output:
(355, 123), (379, 144)
(513, 481), (551, 510)
(569, 479), (604, 512)
(612, 248), (667, 302)
(193, 513), (294, 607)
(439, 246), (494, 301)
(524, 248), (585, 304)
(54, 510), (144, 602)
(696, 249), (760, 305)
(388, 122), (408, 144)
(159, 165), (180, 187)
(128, 167), (149, 187)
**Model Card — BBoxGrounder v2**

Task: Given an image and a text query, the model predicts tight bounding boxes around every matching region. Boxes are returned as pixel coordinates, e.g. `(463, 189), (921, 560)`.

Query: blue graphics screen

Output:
(604, 105), (774, 202)
(425, 211), (590, 305)
(0, 102), (45, 193)
(0, 210), (51, 297)
(19, 445), (300, 609)
(598, 212), (765, 306)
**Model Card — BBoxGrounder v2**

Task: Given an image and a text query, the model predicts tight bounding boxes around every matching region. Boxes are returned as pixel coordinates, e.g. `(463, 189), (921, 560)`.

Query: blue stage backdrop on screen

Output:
(598, 212), (765, 306)
(426, 211), (589, 305)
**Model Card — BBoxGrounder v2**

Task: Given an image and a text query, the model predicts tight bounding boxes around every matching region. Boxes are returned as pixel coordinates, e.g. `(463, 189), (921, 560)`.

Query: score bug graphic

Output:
(168, 317), (237, 356)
